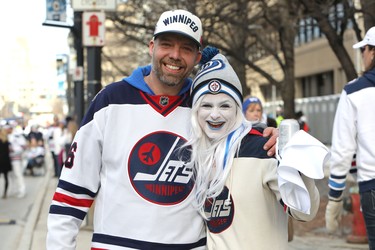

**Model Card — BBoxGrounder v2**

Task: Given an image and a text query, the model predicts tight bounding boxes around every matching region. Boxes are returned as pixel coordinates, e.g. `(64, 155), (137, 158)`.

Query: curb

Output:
(17, 165), (51, 250)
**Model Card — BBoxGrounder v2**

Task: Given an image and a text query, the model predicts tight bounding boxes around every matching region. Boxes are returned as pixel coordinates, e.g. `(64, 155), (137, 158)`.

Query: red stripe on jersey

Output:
(249, 128), (263, 136)
(53, 192), (94, 208)
(284, 204), (288, 212)
(139, 91), (186, 117)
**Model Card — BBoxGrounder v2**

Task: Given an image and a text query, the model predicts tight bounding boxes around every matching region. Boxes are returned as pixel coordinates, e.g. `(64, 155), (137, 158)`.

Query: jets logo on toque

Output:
(208, 80), (222, 94)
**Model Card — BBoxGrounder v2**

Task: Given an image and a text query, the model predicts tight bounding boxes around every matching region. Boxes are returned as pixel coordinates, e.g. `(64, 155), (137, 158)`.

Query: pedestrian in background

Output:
(7, 121), (27, 198)
(275, 105), (284, 127)
(186, 47), (319, 249)
(54, 120), (66, 175)
(243, 95), (277, 128)
(46, 9), (278, 249)
(27, 124), (44, 146)
(46, 115), (61, 178)
(326, 26), (375, 249)
(0, 126), (12, 199)
(295, 110), (310, 133)
(63, 116), (78, 158)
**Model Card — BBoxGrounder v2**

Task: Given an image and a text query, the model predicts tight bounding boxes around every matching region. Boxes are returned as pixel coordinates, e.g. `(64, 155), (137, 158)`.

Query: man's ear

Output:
(195, 51), (202, 65)
(149, 39), (155, 57)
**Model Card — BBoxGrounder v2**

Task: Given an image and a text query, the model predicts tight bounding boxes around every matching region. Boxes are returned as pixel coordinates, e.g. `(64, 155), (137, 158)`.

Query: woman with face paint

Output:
(185, 47), (320, 249)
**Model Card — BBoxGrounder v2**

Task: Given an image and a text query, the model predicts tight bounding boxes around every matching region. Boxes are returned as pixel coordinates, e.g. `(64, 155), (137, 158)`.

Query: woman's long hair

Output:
(184, 96), (252, 218)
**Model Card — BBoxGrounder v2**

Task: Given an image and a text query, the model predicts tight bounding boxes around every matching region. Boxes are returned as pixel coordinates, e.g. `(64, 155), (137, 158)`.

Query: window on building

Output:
(300, 71), (334, 97)
(295, 17), (322, 46)
(260, 84), (281, 102)
(295, 2), (351, 46)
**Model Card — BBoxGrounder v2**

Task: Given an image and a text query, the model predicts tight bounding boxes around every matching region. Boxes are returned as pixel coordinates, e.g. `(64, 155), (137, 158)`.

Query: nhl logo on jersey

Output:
(159, 96), (169, 106)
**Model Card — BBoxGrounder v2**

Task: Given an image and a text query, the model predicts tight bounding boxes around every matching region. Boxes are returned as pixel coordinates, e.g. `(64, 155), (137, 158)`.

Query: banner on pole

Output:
(72, 0), (117, 11)
(45, 0), (67, 23)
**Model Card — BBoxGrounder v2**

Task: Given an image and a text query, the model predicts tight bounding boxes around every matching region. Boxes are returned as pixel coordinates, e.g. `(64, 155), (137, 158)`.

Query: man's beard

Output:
(152, 61), (189, 87)
(157, 72), (181, 87)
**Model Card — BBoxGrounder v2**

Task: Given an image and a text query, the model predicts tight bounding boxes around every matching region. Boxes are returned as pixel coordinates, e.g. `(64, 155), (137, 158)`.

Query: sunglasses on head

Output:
(360, 46), (367, 53)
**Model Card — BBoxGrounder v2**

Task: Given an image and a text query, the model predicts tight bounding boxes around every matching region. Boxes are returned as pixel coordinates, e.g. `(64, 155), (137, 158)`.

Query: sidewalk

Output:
(29, 176), (92, 250)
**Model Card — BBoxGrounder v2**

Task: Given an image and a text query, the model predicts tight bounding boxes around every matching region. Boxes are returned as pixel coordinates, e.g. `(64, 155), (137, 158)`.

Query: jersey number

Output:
(64, 142), (77, 168)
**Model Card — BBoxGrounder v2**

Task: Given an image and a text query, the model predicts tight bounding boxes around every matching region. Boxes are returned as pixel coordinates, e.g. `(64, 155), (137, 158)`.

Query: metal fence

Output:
(263, 94), (341, 145)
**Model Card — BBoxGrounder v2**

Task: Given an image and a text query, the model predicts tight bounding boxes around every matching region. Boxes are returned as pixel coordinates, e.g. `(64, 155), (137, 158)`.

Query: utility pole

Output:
(82, 11), (104, 109)
(72, 11), (85, 125)
(86, 47), (102, 109)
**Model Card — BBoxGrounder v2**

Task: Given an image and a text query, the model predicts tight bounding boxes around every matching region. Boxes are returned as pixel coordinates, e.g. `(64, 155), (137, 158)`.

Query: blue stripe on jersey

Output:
(92, 233), (206, 250)
(58, 179), (96, 197)
(328, 174), (346, 197)
(328, 189), (343, 199)
(349, 168), (357, 174)
(329, 174), (346, 179)
(49, 205), (86, 220)
(344, 73), (375, 95)
(328, 179), (346, 189)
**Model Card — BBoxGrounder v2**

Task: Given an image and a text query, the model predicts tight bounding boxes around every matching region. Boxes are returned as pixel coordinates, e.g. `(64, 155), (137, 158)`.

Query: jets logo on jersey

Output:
(129, 131), (193, 205)
(205, 186), (234, 233)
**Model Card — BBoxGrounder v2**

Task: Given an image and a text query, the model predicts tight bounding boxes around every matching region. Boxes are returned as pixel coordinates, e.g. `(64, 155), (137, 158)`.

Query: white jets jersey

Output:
(204, 129), (319, 250)
(47, 66), (206, 250)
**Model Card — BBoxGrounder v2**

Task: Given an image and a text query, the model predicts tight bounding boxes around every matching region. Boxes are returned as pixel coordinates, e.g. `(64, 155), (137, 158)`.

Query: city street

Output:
(0, 153), (370, 250)
(0, 162), (50, 249)
(0, 153), (91, 250)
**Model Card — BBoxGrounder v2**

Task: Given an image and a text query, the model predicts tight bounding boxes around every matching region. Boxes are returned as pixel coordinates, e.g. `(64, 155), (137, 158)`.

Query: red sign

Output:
(86, 14), (102, 36)
(82, 12), (105, 47)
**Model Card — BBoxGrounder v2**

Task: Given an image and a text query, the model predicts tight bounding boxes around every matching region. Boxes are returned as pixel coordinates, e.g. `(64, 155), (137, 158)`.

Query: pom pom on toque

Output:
(190, 46), (243, 107)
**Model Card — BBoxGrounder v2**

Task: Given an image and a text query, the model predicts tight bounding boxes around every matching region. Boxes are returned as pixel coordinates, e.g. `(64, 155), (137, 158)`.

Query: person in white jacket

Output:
(7, 122), (27, 198)
(326, 26), (375, 249)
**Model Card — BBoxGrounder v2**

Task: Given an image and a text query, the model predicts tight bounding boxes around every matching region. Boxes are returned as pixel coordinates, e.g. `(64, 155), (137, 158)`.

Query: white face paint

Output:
(197, 93), (238, 141)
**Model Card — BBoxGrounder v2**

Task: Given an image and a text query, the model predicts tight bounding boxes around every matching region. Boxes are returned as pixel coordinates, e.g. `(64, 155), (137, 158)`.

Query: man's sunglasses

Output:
(360, 46), (367, 53)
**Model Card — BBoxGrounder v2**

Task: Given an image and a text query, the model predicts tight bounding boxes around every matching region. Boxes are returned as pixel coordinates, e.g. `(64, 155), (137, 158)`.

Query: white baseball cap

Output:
(154, 9), (202, 48)
(353, 27), (375, 48)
